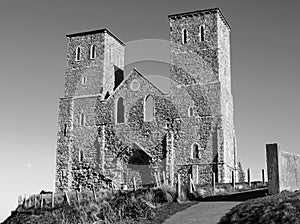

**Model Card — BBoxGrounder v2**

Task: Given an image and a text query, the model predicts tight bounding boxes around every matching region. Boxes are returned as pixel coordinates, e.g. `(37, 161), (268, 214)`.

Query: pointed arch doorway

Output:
(126, 143), (153, 187)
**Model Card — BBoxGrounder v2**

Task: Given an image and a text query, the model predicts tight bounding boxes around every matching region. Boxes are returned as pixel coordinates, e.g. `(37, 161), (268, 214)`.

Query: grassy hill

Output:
(218, 190), (300, 224)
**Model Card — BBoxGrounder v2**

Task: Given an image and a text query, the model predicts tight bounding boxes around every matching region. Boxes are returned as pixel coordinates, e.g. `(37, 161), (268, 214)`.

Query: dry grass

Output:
(3, 185), (182, 224)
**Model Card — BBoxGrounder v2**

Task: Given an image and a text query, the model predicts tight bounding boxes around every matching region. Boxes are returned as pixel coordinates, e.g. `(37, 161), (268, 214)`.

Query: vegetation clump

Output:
(2, 184), (195, 224)
(218, 190), (300, 224)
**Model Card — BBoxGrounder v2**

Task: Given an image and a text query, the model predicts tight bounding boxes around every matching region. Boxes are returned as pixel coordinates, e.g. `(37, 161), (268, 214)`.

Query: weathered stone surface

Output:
(266, 143), (300, 194)
(55, 8), (238, 192)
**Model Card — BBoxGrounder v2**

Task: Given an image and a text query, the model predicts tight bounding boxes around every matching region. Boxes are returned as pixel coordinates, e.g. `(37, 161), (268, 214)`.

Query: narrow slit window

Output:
(63, 124), (67, 136)
(182, 28), (188, 44)
(81, 76), (87, 85)
(109, 48), (113, 63)
(199, 25), (205, 42)
(192, 143), (200, 159)
(90, 45), (96, 59)
(189, 107), (194, 117)
(75, 47), (81, 61)
(79, 150), (84, 162)
(80, 113), (85, 126)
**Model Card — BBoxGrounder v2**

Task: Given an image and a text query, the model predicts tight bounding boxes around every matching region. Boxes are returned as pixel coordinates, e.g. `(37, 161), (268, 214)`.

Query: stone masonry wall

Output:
(266, 143), (300, 194)
(65, 33), (105, 98)
(55, 98), (73, 192)
(103, 33), (125, 97)
(169, 9), (236, 183)
(217, 13), (237, 182)
(56, 9), (238, 191)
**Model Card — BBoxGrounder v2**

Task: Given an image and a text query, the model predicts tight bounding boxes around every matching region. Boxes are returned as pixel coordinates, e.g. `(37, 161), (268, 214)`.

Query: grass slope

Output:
(218, 190), (300, 224)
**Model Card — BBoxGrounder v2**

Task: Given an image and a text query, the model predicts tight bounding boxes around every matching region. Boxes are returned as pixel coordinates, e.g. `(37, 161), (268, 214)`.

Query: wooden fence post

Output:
(157, 171), (161, 186)
(76, 190), (80, 205)
(212, 172), (216, 195)
(247, 168), (251, 186)
(232, 171), (235, 189)
(262, 169), (265, 185)
(162, 171), (166, 184)
(92, 186), (97, 201)
(154, 172), (159, 187)
(27, 195), (31, 208)
(189, 174), (193, 193)
(34, 195), (37, 208)
(133, 177), (137, 191)
(177, 174), (181, 201)
(40, 194), (43, 208)
(51, 192), (55, 209)
(64, 191), (70, 205)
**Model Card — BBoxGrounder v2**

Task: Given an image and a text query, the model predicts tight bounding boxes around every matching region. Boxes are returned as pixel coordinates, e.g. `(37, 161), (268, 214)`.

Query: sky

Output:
(0, 0), (300, 221)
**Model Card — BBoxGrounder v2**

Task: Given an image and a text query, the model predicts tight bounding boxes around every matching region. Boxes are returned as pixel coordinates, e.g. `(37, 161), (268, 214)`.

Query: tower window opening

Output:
(192, 143), (200, 159)
(80, 113), (85, 126)
(90, 45), (96, 59)
(144, 95), (154, 122)
(79, 150), (84, 162)
(75, 47), (81, 61)
(199, 25), (205, 42)
(182, 28), (188, 44)
(116, 97), (125, 123)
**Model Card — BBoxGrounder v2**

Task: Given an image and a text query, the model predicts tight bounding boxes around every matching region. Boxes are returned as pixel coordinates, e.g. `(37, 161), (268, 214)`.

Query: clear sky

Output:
(0, 0), (299, 221)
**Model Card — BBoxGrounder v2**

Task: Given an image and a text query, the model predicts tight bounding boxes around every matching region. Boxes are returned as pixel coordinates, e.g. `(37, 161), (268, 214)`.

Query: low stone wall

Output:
(266, 143), (300, 194)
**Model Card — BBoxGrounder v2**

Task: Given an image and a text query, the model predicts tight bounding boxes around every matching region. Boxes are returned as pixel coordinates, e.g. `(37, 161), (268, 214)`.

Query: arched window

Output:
(189, 107), (194, 117)
(75, 47), (81, 61)
(199, 25), (205, 42)
(191, 143), (200, 159)
(79, 150), (84, 162)
(116, 97), (125, 123)
(80, 113), (85, 126)
(144, 95), (154, 122)
(182, 28), (188, 44)
(90, 45), (96, 59)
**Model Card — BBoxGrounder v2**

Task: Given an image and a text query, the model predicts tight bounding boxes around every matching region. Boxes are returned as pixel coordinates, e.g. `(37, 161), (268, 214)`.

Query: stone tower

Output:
(55, 29), (125, 192)
(168, 8), (237, 182)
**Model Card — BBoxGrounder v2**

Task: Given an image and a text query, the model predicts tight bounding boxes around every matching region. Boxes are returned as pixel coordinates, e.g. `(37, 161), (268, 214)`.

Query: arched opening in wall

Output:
(182, 28), (188, 44)
(127, 144), (153, 187)
(116, 97), (125, 123)
(75, 47), (81, 61)
(191, 143), (200, 159)
(90, 45), (96, 59)
(144, 95), (154, 122)
(79, 150), (84, 162)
